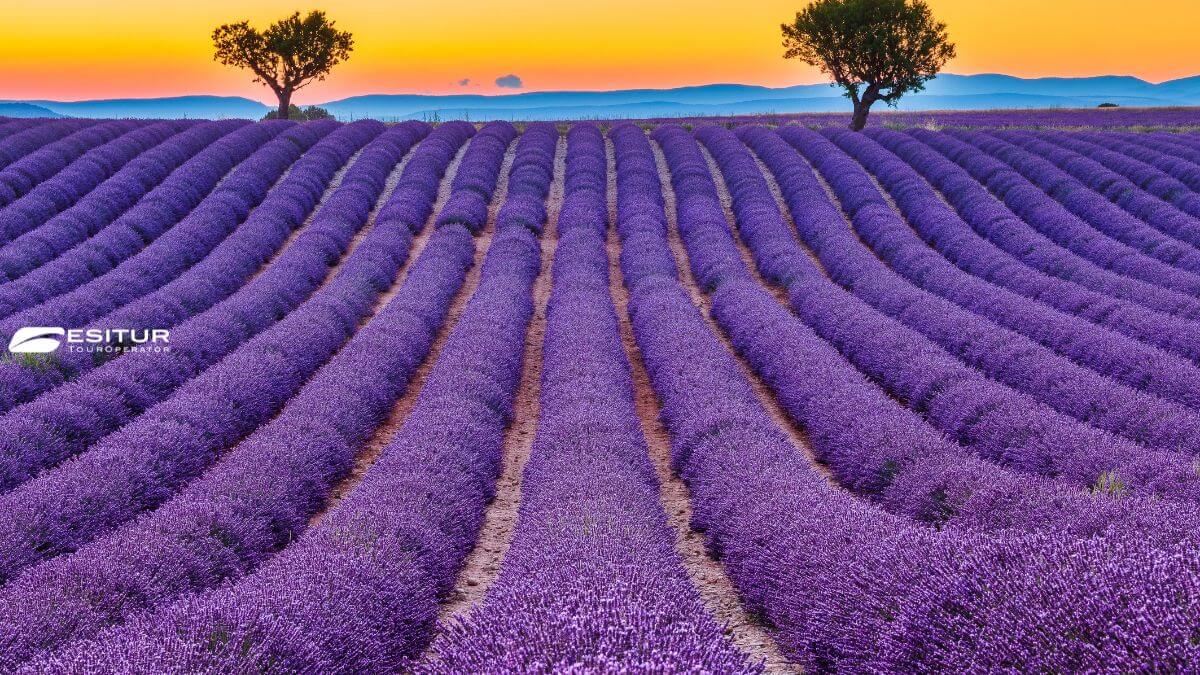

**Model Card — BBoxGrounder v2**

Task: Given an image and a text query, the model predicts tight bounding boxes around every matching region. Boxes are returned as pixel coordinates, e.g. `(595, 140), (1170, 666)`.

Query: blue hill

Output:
(10, 96), (268, 119)
(5, 74), (1200, 121)
(320, 74), (1200, 120)
(0, 102), (63, 118)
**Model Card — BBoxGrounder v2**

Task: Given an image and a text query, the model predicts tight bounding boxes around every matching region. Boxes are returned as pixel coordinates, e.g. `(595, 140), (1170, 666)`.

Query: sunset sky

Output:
(1, 0), (1197, 103)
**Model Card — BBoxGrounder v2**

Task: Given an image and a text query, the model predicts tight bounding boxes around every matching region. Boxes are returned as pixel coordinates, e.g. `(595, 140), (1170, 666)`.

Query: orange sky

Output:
(1, 0), (1197, 102)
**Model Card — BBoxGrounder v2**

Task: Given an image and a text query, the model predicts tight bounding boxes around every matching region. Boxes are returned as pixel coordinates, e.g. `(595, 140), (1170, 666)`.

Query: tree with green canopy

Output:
(213, 11), (353, 121)
(782, 0), (955, 130)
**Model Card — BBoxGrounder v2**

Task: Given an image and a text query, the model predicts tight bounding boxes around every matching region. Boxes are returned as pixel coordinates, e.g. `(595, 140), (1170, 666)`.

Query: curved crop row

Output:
(83, 121), (398, 343)
(613, 131), (1200, 665)
(911, 128), (1200, 297)
(0, 120), (389, 416)
(0, 122), (475, 584)
(0, 120), (297, 323)
(648, 129), (752, 292)
(1152, 131), (1200, 152)
(0, 120), (146, 208)
(0, 120), (46, 143)
(859, 127), (1200, 365)
(951, 130), (1200, 281)
(1044, 130), (1200, 217)
(818, 128), (1200, 448)
(715, 279), (1200, 543)
(611, 125), (678, 286)
(0, 121), (186, 247)
(735, 126), (1200, 502)
(27, 127), (558, 674)
(0, 205), (476, 672)
(0, 120), (95, 171)
(0, 121), (429, 493)
(695, 123), (1200, 543)
(1123, 131), (1200, 176)
(434, 122), (519, 233)
(865, 127), (1200, 321)
(0, 122), (312, 416)
(558, 122), (608, 237)
(1003, 130), (1200, 246)
(495, 124), (559, 234)
(0, 122), (493, 668)
(787, 126), (1200, 433)
(423, 234), (756, 672)
(0, 121), (232, 278)
(630, 271), (1200, 671)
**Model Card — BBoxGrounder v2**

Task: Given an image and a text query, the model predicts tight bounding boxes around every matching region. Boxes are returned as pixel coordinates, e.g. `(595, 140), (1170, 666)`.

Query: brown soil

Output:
(613, 137), (801, 673)
(436, 135), (564, 623)
(309, 138), (477, 525)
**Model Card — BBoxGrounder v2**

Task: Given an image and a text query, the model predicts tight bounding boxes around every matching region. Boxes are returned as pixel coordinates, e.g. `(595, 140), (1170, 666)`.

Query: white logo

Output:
(6, 327), (170, 355)
(8, 327), (65, 353)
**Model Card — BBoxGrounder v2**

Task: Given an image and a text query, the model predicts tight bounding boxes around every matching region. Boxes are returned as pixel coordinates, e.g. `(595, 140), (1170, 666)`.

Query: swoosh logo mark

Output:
(8, 327), (65, 354)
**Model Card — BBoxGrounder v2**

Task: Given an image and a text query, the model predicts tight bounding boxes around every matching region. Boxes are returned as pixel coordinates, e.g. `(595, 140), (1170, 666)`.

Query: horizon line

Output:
(6, 71), (1199, 106)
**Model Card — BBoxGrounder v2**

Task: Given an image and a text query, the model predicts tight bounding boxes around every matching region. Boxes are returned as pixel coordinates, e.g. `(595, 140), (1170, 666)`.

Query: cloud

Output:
(457, 78), (471, 87)
(494, 74), (523, 89)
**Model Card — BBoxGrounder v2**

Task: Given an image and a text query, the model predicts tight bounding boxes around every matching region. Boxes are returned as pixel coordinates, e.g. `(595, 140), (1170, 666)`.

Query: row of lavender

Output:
(771, 127), (1200, 496)
(697, 123), (1200, 539)
(647, 122), (1200, 669)
(0, 121), (385, 490)
(0, 117), (760, 671)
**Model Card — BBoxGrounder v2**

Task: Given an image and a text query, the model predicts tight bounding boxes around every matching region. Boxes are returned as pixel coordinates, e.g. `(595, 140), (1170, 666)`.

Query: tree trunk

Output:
(277, 91), (292, 121)
(849, 100), (871, 131)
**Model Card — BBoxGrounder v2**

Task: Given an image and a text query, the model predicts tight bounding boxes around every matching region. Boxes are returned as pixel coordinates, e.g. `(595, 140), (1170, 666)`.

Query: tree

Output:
(782, 0), (955, 131)
(213, 11), (353, 121)
(262, 104), (335, 121)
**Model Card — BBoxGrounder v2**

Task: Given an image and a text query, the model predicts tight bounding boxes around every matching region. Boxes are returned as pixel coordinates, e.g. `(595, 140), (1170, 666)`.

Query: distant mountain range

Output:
(0, 102), (66, 118)
(4, 74), (1200, 121)
(2, 96), (270, 120)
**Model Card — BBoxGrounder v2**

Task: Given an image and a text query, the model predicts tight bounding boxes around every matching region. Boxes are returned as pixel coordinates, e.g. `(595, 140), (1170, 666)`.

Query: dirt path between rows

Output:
(309, 137), (479, 525)
(436, 134), (564, 623)
(614, 136), (800, 674)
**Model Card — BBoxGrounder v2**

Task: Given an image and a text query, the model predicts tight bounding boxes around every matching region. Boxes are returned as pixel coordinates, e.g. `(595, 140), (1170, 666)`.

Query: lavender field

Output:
(0, 114), (1199, 672)
(641, 105), (1200, 130)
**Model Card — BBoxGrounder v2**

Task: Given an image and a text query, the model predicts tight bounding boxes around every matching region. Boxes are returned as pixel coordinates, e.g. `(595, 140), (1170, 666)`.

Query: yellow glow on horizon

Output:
(1, 1), (1197, 102)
